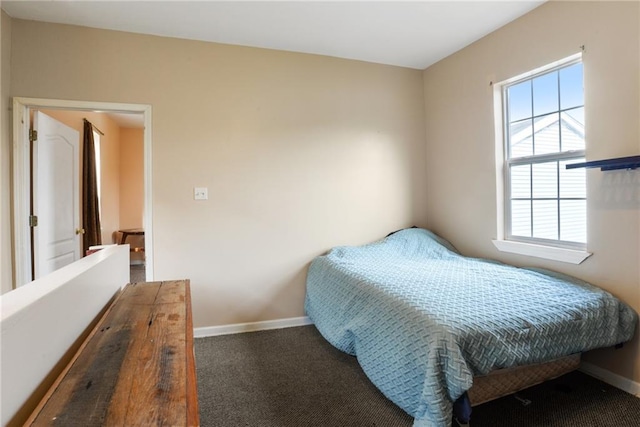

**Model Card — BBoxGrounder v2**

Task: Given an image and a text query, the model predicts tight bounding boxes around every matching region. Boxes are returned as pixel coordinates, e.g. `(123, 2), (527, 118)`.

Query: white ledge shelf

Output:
(492, 240), (592, 264)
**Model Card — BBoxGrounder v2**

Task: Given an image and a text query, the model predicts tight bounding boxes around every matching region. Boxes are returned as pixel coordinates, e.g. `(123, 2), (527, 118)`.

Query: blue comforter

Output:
(304, 228), (637, 426)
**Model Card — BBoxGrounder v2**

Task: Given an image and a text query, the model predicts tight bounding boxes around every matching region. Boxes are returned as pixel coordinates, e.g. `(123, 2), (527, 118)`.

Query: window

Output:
(502, 56), (586, 252)
(94, 130), (102, 218)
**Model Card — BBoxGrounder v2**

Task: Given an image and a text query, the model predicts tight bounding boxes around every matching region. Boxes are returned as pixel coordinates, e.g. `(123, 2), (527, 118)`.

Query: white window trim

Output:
(492, 239), (591, 264)
(494, 52), (589, 263)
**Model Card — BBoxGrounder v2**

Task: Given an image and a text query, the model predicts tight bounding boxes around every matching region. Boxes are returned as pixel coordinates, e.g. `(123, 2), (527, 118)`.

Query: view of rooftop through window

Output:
(504, 60), (586, 245)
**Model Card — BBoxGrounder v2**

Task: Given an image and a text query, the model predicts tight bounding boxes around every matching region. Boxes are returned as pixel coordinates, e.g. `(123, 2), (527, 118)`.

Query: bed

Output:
(304, 228), (637, 427)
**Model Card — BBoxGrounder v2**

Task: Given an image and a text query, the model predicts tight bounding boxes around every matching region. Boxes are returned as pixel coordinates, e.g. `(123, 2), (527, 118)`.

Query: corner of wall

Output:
(1, 9), (15, 294)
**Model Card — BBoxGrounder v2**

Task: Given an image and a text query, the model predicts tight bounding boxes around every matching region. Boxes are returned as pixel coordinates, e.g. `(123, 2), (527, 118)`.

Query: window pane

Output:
(508, 80), (532, 122)
(561, 108), (585, 151)
(510, 164), (531, 198)
(564, 107), (584, 125)
(532, 162), (558, 198)
(503, 60), (586, 247)
(560, 62), (584, 110)
(533, 71), (559, 116)
(559, 159), (586, 198)
(532, 200), (558, 239)
(533, 113), (560, 155)
(509, 119), (533, 158)
(560, 200), (586, 243)
(511, 200), (531, 237)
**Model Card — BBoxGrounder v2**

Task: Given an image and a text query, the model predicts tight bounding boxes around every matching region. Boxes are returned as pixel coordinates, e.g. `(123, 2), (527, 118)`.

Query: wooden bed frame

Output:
(468, 353), (581, 406)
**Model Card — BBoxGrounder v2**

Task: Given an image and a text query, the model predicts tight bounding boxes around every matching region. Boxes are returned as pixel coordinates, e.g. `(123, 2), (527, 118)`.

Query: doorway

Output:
(12, 97), (153, 287)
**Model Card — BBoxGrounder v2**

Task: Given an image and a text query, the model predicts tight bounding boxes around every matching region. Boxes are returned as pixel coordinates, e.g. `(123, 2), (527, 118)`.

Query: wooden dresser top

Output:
(26, 280), (199, 426)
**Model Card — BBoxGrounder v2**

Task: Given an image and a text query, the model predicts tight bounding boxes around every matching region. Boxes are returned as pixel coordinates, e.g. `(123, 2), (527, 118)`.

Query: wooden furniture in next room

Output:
(117, 228), (146, 265)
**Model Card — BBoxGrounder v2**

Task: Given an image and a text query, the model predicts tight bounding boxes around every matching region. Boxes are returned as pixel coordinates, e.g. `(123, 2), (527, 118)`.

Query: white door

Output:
(32, 111), (81, 279)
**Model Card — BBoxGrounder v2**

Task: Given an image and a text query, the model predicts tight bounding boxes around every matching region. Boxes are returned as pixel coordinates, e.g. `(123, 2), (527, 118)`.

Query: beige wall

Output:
(119, 128), (144, 230)
(423, 1), (639, 381)
(39, 109), (122, 245)
(1, 10), (12, 295)
(7, 19), (428, 327)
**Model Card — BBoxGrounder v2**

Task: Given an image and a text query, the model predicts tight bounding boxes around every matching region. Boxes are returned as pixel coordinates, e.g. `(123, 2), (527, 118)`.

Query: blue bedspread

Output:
(304, 228), (637, 426)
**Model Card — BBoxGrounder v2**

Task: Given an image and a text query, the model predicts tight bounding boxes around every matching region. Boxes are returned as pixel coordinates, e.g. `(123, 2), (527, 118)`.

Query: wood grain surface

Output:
(26, 280), (199, 426)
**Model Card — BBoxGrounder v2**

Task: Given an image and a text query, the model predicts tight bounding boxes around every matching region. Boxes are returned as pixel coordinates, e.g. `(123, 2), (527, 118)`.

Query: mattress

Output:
(305, 228), (637, 427)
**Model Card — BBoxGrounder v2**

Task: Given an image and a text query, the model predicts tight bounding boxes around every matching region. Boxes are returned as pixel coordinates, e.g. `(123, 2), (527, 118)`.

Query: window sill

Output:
(492, 240), (592, 265)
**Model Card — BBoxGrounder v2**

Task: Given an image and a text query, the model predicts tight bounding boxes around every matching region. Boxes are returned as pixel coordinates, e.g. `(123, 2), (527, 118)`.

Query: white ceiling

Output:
(2, 1), (544, 70)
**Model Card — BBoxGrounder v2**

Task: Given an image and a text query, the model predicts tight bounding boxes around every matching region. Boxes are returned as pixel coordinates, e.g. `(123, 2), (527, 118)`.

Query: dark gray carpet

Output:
(196, 325), (411, 426)
(195, 325), (640, 426)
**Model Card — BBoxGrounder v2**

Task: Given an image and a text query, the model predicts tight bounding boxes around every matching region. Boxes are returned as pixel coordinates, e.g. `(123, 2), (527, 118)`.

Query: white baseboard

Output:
(580, 361), (640, 397)
(194, 316), (314, 338)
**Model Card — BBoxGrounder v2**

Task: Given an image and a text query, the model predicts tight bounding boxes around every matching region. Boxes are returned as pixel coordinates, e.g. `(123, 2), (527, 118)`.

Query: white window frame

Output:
(493, 53), (592, 264)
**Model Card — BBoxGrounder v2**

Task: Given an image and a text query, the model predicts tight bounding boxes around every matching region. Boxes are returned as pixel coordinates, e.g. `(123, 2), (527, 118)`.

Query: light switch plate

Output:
(194, 187), (208, 200)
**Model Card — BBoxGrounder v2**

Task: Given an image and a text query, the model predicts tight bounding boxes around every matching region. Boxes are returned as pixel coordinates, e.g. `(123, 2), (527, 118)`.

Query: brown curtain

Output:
(83, 119), (102, 253)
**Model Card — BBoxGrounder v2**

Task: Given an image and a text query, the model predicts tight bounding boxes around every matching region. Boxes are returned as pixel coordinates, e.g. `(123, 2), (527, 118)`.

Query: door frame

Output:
(12, 97), (154, 287)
